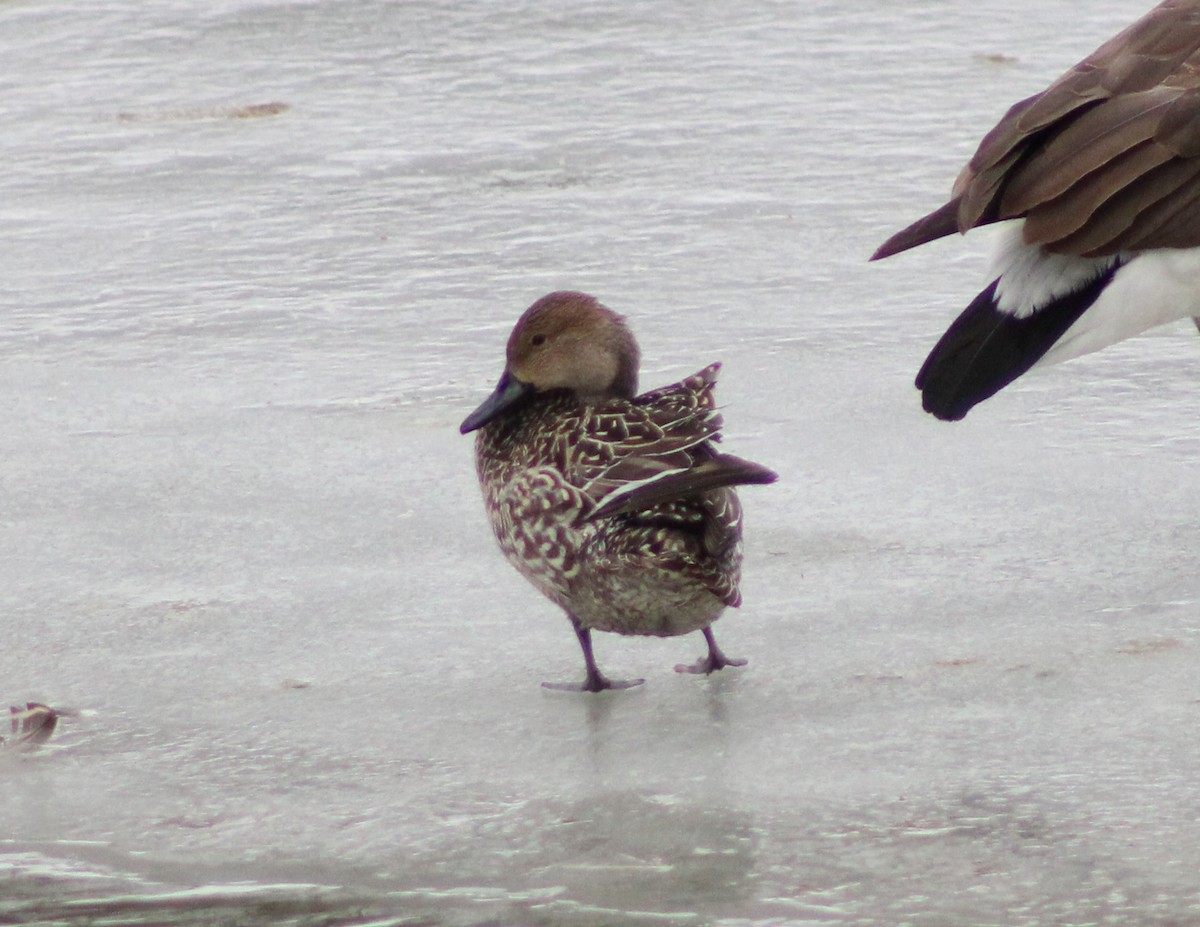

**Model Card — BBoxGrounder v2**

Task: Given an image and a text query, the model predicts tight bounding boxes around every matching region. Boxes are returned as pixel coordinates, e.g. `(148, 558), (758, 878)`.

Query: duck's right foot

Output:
(675, 626), (747, 676)
(675, 653), (747, 675)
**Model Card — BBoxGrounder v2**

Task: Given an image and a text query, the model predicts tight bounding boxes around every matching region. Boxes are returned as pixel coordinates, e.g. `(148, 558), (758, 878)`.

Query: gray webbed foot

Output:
(675, 626), (747, 675)
(542, 672), (645, 693)
(549, 614), (644, 692)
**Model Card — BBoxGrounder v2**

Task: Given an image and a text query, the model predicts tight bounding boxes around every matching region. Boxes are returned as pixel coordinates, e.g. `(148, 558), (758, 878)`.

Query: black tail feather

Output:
(917, 266), (1119, 421)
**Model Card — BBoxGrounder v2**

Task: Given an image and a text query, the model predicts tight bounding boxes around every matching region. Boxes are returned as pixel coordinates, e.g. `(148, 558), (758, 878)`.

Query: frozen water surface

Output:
(3, 0), (1199, 924)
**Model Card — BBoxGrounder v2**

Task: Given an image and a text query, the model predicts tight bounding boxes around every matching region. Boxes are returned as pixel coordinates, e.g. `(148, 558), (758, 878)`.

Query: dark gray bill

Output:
(460, 371), (533, 433)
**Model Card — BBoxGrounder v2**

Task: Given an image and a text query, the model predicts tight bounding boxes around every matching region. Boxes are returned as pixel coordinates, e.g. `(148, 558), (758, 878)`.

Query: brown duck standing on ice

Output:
(873, 0), (1200, 421)
(461, 291), (776, 692)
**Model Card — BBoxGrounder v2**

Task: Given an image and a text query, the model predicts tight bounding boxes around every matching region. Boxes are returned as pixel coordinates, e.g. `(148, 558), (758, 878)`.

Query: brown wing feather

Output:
(1154, 87), (1200, 154)
(1001, 91), (1177, 218)
(589, 453), (777, 521)
(571, 364), (724, 498)
(1042, 154), (1200, 254)
(1021, 139), (1173, 248)
(1120, 159), (1200, 248)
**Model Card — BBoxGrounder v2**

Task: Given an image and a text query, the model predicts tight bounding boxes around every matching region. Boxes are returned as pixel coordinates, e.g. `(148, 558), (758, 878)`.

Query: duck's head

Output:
(461, 291), (640, 434)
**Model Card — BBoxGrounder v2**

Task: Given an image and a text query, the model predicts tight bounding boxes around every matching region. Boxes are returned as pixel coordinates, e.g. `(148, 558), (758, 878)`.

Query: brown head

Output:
(461, 291), (641, 434)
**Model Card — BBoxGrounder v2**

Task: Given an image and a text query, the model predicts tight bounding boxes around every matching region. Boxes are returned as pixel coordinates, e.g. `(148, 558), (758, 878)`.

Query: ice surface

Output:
(2, 0), (1199, 924)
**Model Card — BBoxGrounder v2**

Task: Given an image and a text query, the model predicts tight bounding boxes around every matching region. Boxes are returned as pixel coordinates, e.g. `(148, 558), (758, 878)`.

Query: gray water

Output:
(4, 1), (1199, 924)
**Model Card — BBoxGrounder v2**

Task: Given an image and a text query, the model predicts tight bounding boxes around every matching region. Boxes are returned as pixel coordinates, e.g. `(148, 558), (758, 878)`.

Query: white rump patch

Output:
(991, 223), (1121, 319)
(989, 222), (1200, 367)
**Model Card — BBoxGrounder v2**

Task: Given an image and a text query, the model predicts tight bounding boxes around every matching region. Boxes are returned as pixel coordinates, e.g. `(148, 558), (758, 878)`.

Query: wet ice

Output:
(2, 0), (1199, 924)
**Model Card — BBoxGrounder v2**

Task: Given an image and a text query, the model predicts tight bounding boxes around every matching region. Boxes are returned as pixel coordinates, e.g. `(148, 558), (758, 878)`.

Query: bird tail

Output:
(916, 268), (1118, 421)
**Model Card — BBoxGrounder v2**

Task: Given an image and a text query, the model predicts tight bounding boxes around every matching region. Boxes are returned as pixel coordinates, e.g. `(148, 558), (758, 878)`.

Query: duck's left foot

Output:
(548, 615), (645, 692)
(542, 674), (645, 693)
(675, 627), (747, 675)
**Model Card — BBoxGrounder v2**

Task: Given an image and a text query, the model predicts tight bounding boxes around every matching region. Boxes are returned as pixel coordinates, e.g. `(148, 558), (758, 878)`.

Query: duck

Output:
(872, 0), (1200, 421)
(460, 291), (777, 692)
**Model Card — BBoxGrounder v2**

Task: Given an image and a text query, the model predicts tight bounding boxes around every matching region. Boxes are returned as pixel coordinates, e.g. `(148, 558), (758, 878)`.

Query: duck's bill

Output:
(460, 371), (533, 433)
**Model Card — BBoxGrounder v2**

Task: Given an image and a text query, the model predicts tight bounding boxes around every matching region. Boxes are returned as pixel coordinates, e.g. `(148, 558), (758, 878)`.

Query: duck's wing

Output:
(560, 365), (775, 609)
(564, 364), (722, 498)
(587, 452), (776, 521)
(565, 364), (775, 515)
(873, 0), (1200, 260)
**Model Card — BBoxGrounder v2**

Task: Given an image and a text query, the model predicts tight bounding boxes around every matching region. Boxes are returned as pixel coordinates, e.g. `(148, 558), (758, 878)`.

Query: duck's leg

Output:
(542, 614), (644, 693)
(675, 626), (748, 675)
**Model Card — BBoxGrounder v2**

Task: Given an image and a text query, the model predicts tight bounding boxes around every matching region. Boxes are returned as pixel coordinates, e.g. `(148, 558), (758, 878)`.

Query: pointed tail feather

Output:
(871, 199), (964, 261)
(588, 453), (777, 521)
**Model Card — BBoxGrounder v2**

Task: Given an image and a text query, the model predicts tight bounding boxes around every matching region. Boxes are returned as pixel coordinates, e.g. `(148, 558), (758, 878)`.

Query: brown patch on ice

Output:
(972, 53), (1018, 65)
(1117, 638), (1183, 656)
(1, 702), (58, 750)
(116, 102), (290, 123)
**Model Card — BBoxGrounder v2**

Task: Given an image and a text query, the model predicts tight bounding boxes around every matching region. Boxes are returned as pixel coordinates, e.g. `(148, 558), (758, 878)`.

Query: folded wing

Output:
(568, 364), (777, 520)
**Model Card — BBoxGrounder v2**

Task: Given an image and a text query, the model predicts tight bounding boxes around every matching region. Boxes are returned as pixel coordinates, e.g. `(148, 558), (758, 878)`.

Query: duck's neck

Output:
(609, 322), (640, 399)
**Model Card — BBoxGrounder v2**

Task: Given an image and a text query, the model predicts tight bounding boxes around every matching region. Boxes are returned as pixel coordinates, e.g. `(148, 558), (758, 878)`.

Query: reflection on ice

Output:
(8, 775), (1200, 925)
(3, 791), (757, 924)
(388, 792), (756, 923)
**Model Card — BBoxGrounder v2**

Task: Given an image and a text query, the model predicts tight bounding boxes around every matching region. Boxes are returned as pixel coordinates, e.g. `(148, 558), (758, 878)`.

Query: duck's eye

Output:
(531, 334), (547, 347)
